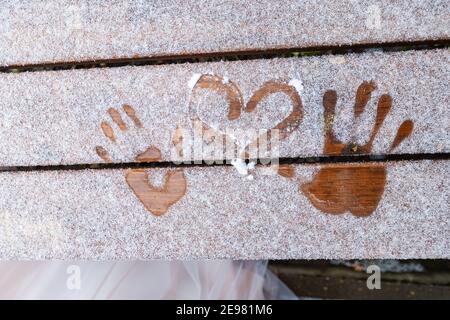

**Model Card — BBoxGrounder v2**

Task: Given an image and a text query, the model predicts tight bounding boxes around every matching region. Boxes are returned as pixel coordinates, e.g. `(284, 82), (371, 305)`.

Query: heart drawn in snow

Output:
(188, 74), (304, 158)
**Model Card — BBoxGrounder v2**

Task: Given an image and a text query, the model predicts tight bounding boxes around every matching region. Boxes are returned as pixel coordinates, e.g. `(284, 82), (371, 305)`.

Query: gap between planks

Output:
(0, 40), (448, 74)
(0, 153), (448, 173)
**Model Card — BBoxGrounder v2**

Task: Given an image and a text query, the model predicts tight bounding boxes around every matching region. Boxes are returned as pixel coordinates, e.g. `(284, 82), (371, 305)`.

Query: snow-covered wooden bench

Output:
(0, 1), (448, 259)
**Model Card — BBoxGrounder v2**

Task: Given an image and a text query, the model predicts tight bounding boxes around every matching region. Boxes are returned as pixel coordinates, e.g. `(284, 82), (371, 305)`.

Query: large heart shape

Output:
(188, 74), (304, 158)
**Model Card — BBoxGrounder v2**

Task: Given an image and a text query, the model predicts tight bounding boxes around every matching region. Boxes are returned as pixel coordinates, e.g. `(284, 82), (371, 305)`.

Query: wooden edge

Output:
(269, 264), (450, 299)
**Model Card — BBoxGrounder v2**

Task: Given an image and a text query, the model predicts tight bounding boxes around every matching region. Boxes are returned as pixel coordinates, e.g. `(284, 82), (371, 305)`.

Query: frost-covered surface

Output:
(288, 79), (304, 95)
(0, 49), (448, 166)
(0, 160), (448, 259)
(231, 159), (256, 176)
(0, 0), (449, 66)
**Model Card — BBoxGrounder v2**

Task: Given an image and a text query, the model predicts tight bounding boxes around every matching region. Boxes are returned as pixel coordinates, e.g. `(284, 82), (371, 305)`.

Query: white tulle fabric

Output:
(0, 261), (295, 299)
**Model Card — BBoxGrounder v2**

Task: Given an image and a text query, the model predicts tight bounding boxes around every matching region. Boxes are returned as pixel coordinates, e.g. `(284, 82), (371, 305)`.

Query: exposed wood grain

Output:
(301, 163), (386, 217)
(125, 168), (186, 216)
(0, 49), (448, 167)
(0, 160), (447, 259)
(0, 0), (448, 66)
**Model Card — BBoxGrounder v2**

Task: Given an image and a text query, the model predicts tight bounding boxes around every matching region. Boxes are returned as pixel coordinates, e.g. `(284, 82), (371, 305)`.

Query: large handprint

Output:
(301, 81), (414, 217)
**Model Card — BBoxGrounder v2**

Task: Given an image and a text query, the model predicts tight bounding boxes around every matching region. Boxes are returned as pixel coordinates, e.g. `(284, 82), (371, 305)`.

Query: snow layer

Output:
(0, 0), (448, 66)
(0, 49), (448, 166)
(0, 161), (447, 259)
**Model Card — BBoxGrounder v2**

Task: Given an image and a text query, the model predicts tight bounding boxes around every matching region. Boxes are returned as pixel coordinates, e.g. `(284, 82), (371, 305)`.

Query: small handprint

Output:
(95, 104), (143, 163)
(300, 81), (414, 217)
(95, 105), (186, 216)
(125, 167), (186, 216)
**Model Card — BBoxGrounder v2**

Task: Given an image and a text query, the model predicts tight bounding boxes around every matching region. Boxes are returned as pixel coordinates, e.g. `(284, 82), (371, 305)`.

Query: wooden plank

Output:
(0, 160), (448, 259)
(0, 0), (448, 66)
(270, 260), (450, 286)
(268, 260), (450, 299)
(0, 49), (448, 167)
(269, 264), (450, 299)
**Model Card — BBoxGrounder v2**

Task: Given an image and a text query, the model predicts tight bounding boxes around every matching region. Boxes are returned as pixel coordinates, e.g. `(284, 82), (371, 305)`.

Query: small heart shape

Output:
(125, 169), (187, 216)
(189, 75), (304, 157)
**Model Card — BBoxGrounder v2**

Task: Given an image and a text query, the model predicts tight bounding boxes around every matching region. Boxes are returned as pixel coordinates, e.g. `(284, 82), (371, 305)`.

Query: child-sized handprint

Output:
(301, 81), (414, 217)
(95, 104), (186, 216)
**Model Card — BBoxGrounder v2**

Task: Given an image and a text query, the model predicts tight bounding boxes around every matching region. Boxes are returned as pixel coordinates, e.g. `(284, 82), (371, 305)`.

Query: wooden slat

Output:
(0, 49), (448, 167)
(269, 263), (450, 299)
(0, 0), (448, 66)
(0, 160), (448, 259)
